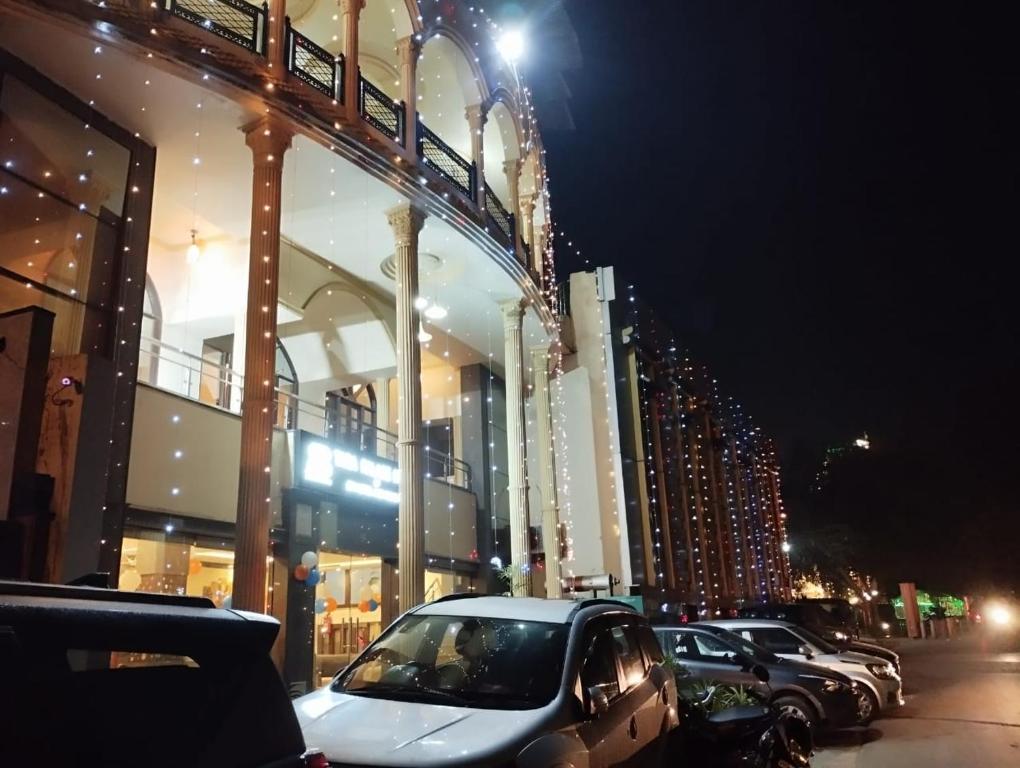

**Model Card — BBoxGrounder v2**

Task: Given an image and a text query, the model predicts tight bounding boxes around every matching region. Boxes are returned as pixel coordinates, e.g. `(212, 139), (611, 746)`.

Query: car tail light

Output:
(302, 749), (329, 768)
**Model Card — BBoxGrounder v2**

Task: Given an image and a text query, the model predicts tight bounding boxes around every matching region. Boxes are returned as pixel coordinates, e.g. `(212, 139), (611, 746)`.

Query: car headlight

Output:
(833, 631), (848, 641)
(866, 662), (896, 680)
(880, 622), (891, 631)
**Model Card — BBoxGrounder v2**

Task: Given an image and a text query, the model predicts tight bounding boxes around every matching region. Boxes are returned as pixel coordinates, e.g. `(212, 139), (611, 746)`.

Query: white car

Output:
(295, 595), (679, 767)
(707, 619), (903, 723)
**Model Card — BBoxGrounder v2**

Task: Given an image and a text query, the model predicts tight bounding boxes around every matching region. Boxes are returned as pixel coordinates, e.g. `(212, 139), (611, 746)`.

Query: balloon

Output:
(325, 597), (338, 612)
(294, 564), (310, 581)
(188, 559), (203, 576)
(314, 598), (327, 614)
(222, 595), (232, 609)
(300, 551), (318, 569)
(358, 600), (370, 613)
(368, 599), (379, 612)
(306, 567), (321, 587)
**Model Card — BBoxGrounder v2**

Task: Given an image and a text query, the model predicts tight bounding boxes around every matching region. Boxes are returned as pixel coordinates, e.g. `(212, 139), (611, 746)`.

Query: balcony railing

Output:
(285, 20), (342, 101)
(485, 182), (515, 244)
(359, 73), (405, 143)
(164, 0), (267, 54)
(418, 122), (476, 201)
(137, 336), (472, 491)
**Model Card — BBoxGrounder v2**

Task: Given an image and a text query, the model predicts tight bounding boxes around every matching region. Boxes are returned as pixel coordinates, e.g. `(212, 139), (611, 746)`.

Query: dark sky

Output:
(536, 1), (1020, 591)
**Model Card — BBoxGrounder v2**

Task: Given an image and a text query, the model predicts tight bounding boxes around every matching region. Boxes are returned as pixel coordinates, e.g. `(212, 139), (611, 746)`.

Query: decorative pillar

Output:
(466, 103), (488, 206)
(387, 203), (427, 612)
(503, 158), (522, 259)
(265, 0), (288, 73)
(530, 346), (560, 598)
(396, 36), (421, 157)
(520, 192), (537, 270)
(340, 0), (366, 122)
(501, 299), (532, 595)
(233, 117), (293, 612)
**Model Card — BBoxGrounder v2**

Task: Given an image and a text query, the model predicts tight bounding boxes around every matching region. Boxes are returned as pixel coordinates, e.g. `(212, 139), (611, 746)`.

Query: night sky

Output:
(532, 1), (1019, 592)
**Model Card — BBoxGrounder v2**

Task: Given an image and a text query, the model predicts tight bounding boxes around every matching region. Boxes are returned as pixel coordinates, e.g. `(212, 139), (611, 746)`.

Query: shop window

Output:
(119, 534), (234, 608)
(313, 552), (384, 686)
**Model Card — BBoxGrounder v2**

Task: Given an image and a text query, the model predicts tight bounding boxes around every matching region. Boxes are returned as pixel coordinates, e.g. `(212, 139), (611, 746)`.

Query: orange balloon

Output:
(188, 559), (202, 576)
(325, 597), (338, 613)
(294, 564), (310, 581)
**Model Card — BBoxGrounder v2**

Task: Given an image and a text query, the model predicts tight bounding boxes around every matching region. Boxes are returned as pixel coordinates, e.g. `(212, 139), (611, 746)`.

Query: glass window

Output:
(691, 632), (740, 660)
(611, 625), (646, 689)
(748, 628), (803, 655)
(581, 630), (621, 702)
(335, 614), (568, 709)
(637, 624), (664, 665)
(119, 534), (234, 608)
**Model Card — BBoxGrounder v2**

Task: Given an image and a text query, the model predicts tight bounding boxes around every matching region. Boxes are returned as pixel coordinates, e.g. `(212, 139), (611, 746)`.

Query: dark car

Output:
(738, 602), (900, 674)
(0, 579), (322, 768)
(654, 623), (861, 731)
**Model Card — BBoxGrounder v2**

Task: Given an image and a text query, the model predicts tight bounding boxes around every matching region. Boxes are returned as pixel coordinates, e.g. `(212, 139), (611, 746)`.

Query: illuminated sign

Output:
(302, 439), (400, 504)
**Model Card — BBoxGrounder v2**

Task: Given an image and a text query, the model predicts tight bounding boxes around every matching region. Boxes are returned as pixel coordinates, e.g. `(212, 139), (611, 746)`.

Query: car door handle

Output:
(628, 716), (638, 740)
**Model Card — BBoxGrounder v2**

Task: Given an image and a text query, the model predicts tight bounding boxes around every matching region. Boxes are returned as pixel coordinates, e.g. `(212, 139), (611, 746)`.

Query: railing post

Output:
(336, 52), (345, 105)
(468, 162), (479, 205)
(397, 101), (407, 149)
(415, 113), (424, 158)
(508, 213), (517, 256)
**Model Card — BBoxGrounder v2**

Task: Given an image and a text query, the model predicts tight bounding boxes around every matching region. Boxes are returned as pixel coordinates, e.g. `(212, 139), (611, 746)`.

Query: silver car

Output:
(706, 619), (903, 723)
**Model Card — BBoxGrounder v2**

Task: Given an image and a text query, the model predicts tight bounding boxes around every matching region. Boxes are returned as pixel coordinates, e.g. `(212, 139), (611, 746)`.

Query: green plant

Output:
(495, 565), (530, 596)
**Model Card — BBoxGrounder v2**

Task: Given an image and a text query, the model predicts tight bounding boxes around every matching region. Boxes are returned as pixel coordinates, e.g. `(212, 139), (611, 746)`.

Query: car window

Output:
(637, 624), (664, 666)
(581, 630), (622, 702)
(691, 632), (738, 659)
(748, 628), (803, 654)
(612, 625), (646, 690)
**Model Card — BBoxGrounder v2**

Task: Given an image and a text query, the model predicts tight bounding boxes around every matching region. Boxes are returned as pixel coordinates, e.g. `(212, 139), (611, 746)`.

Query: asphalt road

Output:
(813, 633), (1020, 767)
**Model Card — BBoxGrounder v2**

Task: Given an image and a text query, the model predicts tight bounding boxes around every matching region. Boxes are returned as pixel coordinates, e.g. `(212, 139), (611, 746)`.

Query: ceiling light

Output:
(414, 296), (429, 311)
(424, 304), (448, 320)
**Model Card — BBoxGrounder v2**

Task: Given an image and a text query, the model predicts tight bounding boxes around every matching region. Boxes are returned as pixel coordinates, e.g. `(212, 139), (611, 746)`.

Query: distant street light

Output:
(497, 29), (525, 63)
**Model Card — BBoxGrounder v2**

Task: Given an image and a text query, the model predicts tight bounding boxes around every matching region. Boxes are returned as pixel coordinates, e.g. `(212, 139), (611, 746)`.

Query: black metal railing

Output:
(285, 20), (342, 100)
(358, 73), (405, 143)
(417, 122), (476, 200)
(485, 182), (515, 243)
(164, 0), (267, 54)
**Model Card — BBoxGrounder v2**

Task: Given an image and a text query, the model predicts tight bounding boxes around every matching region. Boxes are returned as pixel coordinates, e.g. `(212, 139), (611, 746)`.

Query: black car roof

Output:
(0, 580), (280, 657)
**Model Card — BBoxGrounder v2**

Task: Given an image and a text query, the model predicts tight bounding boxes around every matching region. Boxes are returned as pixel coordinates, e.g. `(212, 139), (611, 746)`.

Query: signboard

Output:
(299, 434), (399, 505)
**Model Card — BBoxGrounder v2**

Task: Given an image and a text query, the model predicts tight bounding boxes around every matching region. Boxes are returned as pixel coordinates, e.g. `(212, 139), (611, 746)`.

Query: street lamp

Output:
(497, 29), (525, 64)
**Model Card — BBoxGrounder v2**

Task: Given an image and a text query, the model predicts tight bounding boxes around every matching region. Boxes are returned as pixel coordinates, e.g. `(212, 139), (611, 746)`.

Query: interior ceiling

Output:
(0, 15), (553, 369)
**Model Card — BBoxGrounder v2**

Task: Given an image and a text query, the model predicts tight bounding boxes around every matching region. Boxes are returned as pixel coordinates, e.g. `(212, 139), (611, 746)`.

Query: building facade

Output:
(0, 0), (565, 693)
(555, 267), (793, 618)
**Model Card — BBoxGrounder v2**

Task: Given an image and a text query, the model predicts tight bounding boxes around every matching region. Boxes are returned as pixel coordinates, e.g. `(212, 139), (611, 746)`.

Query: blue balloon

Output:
(305, 567), (321, 587)
(314, 597), (327, 614)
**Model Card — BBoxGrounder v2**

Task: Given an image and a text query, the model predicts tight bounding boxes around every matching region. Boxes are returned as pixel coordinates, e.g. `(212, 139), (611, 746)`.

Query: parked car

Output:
(295, 595), (679, 767)
(654, 624), (860, 731)
(738, 602), (901, 674)
(0, 578), (319, 768)
(708, 619), (903, 724)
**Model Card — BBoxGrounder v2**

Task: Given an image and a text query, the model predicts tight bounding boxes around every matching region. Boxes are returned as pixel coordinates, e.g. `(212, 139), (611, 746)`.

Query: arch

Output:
(417, 28), (489, 162)
(482, 99), (520, 209)
(358, 0), (417, 100)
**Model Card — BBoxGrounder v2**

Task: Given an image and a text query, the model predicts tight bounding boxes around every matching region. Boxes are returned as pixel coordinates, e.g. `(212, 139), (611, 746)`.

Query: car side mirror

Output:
(751, 664), (770, 683)
(587, 686), (610, 718)
(798, 644), (814, 660)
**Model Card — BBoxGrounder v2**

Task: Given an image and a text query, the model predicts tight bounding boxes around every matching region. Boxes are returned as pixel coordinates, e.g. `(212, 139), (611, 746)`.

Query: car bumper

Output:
(819, 689), (861, 730)
(875, 677), (904, 710)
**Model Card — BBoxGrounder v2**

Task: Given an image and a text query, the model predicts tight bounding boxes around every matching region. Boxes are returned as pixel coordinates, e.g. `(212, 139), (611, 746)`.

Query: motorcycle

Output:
(672, 665), (812, 767)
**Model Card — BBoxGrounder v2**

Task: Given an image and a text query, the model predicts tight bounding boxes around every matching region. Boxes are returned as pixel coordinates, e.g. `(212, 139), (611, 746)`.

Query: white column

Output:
(503, 158), (523, 259)
(531, 346), (561, 598)
(396, 35), (420, 158)
(501, 299), (532, 595)
(387, 203), (427, 612)
(466, 103), (488, 207)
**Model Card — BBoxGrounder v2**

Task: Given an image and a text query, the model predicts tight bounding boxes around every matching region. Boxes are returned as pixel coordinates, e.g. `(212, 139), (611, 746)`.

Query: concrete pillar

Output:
(232, 117), (292, 613)
(340, 0), (366, 122)
(387, 203), (427, 612)
(396, 36), (420, 156)
(265, 0), (287, 73)
(501, 300), (531, 595)
(530, 346), (560, 598)
(503, 159), (522, 259)
(466, 104), (488, 206)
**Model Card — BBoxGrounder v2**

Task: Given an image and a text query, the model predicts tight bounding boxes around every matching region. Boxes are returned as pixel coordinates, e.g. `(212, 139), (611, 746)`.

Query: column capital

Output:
(503, 157), (522, 180)
(519, 192), (537, 216)
(465, 103), (488, 131)
(339, 0), (366, 16)
(242, 116), (293, 163)
(500, 298), (525, 328)
(396, 35), (422, 68)
(386, 203), (427, 246)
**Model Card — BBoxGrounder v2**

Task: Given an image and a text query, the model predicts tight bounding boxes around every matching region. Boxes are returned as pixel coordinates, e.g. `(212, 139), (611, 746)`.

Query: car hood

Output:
(851, 641), (897, 661)
(294, 687), (550, 766)
(775, 657), (853, 684)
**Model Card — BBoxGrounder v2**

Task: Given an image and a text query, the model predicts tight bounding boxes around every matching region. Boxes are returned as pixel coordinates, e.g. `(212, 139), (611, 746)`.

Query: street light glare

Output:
(497, 29), (525, 63)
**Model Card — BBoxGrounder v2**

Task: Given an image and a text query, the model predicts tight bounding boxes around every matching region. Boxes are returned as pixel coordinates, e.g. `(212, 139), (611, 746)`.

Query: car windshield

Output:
(332, 614), (569, 710)
(793, 626), (839, 654)
(701, 626), (780, 664)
